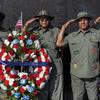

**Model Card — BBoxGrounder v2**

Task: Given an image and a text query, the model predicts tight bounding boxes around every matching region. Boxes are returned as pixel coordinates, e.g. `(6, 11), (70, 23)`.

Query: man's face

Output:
(78, 18), (90, 31)
(39, 16), (50, 28)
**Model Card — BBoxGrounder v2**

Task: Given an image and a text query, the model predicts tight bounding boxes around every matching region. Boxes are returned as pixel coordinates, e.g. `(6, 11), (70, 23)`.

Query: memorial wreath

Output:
(0, 30), (52, 100)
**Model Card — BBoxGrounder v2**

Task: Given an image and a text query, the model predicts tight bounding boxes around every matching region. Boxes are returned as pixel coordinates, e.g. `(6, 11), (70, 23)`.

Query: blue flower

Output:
(11, 39), (19, 44)
(14, 92), (21, 99)
(26, 39), (33, 46)
(22, 95), (30, 100)
(19, 79), (27, 85)
(27, 86), (35, 93)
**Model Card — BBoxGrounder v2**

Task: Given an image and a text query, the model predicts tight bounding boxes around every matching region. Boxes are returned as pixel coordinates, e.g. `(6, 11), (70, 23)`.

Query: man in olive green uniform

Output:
(23, 10), (63, 100)
(57, 11), (100, 100)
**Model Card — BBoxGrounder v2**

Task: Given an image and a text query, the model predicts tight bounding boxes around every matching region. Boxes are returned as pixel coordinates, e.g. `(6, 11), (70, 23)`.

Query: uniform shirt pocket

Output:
(69, 40), (81, 55)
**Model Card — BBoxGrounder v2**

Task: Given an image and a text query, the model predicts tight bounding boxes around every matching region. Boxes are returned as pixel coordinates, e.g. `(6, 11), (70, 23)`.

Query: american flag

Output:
(16, 12), (23, 29)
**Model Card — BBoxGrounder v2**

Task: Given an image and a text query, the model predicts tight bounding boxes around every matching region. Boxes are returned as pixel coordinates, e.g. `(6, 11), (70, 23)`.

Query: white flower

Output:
(31, 83), (35, 87)
(26, 85), (29, 89)
(4, 39), (10, 46)
(31, 53), (37, 58)
(40, 53), (45, 61)
(45, 75), (49, 80)
(34, 59), (38, 62)
(14, 87), (19, 91)
(36, 77), (40, 81)
(12, 31), (17, 36)
(39, 82), (45, 89)
(19, 40), (23, 44)
(39, 71), (44, 78)
(3, 70), (7, 74)
(9, 79), (14, 86)
(0, 84), (7, 90)
(34, 68), (38, 72)
(0, 48), (1, 52)
(34, 40), (41, 49)
(4, 74), (9, 78)
(24, 54), (29, 59)
(10, 43), (13, 48)
(3, 52), (7, 56)
(42, 67), (46, 71)
(24, 35), (27, 38)
(1, 56), (5, 61)
(18, 72), (28, 78)
(8, 33), (12, 36)
(22, 86), (27, 90)
(20, 43), (24, 47)
(2, 65), (6, 70)
(13, 48), (17, 52)
(11, 90), (14, 94)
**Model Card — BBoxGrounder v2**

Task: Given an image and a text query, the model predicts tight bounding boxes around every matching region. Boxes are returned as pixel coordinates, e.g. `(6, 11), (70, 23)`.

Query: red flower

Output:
(0, 75), (5, 81)
(5, 55), (10, 60)
(6, 67), (11, 73)
(44, 69), (49, 74)
(0, 69), (3, 74)
(29, 74), (39, 80)
(9, 51), (15, 56)
(34, 50), (39, 55)
(22, 75), (27, 79)
(18, 35), (25, 40)
(13, 81), (18, 87)
(37, 67), (43, 72)
(38, 56), (41, 62)
(13, 44), (19, 49)
(1, 45), (6, 53)
(22, 46), (29, 53)
(40, 77), (46, 82)
(8, 36), (13, 41)
(29, 74), (35, 80)
(36, 80), (41, 86)
(19, 87), (26, 94)
(7, 91), (12, 96)
(40, 48), (45, 53)
(23, 31), (30, 35)
(10, 74), (18, 78)
(27, 50), (33, 54)
(43, 53), (48, 58)
(34, 90), (39, 96)
(30, 35), (37, 40)
(28, 57), (32, 61)
(0, 65), (2, 70)
(4, 80), (9, 86)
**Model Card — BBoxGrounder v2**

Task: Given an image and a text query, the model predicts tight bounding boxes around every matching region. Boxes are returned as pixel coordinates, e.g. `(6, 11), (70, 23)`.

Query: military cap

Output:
(75, 11), (92, 21)
(36, 10), (54, 20)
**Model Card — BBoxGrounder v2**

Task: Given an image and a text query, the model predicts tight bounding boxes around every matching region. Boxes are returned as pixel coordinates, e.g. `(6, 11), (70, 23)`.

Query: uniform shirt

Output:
(33, 27), (63, 75)
(64, 28), (100, 78)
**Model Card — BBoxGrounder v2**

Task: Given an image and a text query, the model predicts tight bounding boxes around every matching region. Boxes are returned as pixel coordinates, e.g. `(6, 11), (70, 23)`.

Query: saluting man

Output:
(23, 10), (63, 100)
(56, 11), (100, 100)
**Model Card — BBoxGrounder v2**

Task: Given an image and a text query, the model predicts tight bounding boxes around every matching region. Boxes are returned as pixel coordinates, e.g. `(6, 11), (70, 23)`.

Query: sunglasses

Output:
(39, 16), (50, 21)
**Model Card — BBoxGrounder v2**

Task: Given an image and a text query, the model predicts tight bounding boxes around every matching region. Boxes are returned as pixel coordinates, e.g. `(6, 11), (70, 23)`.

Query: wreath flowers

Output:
(0, 30), (52, 100)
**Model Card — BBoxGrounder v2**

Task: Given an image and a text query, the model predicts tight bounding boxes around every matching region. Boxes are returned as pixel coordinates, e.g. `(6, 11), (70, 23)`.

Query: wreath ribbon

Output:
(0, 61), (50, 67)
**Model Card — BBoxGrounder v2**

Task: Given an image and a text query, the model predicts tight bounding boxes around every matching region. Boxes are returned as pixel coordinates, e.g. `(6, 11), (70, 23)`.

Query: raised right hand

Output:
(61, 19), (76, 30)
(25, 17), (39, 26)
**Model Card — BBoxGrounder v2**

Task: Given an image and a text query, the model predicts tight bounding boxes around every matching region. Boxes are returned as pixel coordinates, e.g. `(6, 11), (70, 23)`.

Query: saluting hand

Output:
(25, 17), (39, 26)
(61, 19), (76, 30)
(22, 17), (39, 32)
(94, 16), (100, 24)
